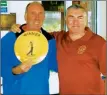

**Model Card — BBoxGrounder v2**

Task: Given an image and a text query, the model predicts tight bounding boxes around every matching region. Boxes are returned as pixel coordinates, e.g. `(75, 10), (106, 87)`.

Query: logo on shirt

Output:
(77, 45), (87, 54)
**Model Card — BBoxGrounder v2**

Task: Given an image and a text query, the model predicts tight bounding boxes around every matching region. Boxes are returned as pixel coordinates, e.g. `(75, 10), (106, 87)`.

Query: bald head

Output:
(25, 2), (44, 13)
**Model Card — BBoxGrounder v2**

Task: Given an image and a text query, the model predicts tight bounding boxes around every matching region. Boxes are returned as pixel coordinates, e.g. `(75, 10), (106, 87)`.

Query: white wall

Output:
(8, 1), (35, 24)
(97, 1), (106, 40)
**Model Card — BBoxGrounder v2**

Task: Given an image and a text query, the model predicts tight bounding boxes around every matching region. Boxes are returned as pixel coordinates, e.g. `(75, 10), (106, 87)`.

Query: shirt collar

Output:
(15, 24), (53, 40)
(80, 27), (93, 41)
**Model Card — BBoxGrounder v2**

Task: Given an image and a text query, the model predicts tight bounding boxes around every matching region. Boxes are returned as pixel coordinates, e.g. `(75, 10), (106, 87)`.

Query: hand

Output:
(10, 24), (21, 33)
(20, 59), (33, 73)
(12, 59), (33, 74)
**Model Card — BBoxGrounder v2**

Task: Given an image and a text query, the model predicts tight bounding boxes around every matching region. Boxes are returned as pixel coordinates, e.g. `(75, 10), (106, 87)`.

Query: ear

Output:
(85, 14), (88, 26)
(43, 13), (45, 21)
(24, 13), (27, 22)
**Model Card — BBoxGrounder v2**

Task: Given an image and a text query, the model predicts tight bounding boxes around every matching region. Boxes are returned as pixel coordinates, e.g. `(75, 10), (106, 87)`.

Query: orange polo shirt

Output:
(52, 27), (106, 94)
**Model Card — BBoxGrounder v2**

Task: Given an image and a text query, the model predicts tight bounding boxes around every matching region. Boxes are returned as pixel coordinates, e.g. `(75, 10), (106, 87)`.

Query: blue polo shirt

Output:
(1, 27), (58, 95)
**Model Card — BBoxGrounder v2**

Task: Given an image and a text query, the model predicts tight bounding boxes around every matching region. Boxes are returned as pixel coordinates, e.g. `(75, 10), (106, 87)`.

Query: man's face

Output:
(66, 8), (87, 33)
(25, 4), (45, 31)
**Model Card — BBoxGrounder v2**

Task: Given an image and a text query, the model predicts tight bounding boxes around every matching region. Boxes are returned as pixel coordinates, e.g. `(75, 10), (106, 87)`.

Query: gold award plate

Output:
(14, 31), (48, 65)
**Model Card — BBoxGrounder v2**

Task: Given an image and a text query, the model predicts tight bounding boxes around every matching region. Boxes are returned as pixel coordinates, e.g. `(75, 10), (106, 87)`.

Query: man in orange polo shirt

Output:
(10, 4), (106, 95)
(52, 4), (106, 94)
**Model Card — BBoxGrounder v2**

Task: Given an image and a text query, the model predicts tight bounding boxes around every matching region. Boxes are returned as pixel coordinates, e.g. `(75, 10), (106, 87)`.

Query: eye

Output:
(68, 16), (74, 19)
(78, 16), (83, 19)
(79, 17), (83, 19)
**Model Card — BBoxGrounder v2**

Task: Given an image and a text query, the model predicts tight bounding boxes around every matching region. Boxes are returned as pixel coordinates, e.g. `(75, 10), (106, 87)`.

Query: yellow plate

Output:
(14, 31), (48, 65)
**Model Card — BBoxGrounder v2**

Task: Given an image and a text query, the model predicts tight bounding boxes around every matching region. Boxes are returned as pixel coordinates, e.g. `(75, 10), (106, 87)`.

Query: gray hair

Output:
(67, 4), (86, 12)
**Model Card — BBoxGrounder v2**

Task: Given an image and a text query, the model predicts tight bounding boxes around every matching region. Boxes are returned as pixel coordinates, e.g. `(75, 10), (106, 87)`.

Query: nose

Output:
(33, 13), (39, 20)
(35, 14), (39, 20)
(73, 19), (79, 25)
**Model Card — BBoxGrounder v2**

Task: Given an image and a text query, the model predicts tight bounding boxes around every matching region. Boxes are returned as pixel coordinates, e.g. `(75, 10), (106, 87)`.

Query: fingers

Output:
(10, 24), (21, 33)
(23, 59), (34, 65)
(20, 64), (32, 72)
(20, 59), (33, 72)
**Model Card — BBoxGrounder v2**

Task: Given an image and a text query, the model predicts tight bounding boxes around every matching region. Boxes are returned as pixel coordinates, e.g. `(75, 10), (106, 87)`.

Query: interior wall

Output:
(97, 1), (106, 40)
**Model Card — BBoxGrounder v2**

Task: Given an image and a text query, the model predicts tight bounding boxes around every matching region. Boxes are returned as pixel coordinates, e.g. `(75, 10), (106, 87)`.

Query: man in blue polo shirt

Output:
(1, 2), (58, 95)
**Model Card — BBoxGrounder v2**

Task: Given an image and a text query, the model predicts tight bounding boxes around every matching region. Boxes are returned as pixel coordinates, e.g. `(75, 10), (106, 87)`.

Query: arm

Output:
(1, 32), (30, 94)
(99, 42), (106, 77)
(12, 59), (33, 74)
(98, 42), (107, 94)
(48, 39), (58, 72)
(49, 30), (64, 40)
(49, 32), (59, 39)
(12, 65), (24, 74)
(10, 24), (21, 33)
(1, 32), (25, 81)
